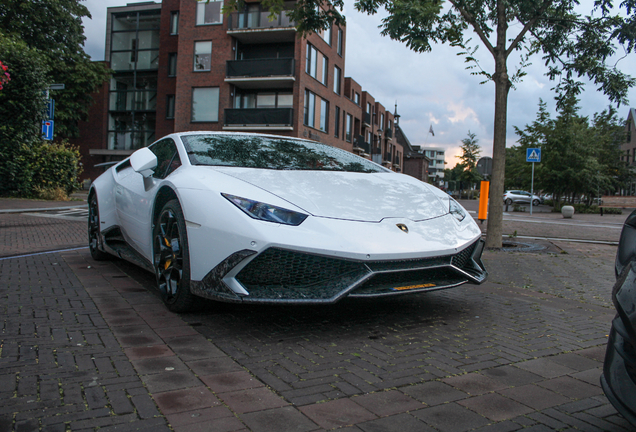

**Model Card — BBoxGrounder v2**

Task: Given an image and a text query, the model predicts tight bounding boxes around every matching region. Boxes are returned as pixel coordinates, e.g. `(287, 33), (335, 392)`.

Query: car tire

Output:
(88, 194), (110, 261)
(505, 198), (512, 205)
(532, 199), (540, 206)
(153, 199), (195, 313)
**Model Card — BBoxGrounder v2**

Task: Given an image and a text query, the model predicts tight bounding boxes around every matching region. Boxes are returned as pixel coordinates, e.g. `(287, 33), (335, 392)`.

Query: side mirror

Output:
(130, 147), (157, 178)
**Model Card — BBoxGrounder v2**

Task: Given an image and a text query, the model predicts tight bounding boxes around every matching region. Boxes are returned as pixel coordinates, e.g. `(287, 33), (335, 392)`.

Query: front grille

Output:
(236, 248), (368, 300)
(451, 241), (477, 269)
(234, 240), (485, 302)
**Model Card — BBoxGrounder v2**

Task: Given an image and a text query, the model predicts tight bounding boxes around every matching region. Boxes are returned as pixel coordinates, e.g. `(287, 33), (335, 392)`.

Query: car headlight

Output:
(449, 198), (466, 222)
(222, 193), (308, 226)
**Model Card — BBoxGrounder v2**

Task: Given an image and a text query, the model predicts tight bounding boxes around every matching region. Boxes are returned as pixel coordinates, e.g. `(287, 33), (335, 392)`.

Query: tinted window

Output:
(149, 138), (181, 179)
(181, 134), (388, 173)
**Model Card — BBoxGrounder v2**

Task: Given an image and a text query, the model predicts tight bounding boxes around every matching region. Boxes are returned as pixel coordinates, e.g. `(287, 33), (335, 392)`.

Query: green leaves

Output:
(508, 97), (629, 206)
(0, 0), (110, 138)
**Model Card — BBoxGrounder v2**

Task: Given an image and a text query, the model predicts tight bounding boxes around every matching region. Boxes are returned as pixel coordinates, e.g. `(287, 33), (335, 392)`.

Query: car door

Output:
(114, 138), (182, 259)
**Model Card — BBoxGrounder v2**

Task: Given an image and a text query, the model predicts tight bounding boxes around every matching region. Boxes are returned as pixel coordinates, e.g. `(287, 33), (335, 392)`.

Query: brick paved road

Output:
(1, 201), (635, 431)
(0, 214), (86, 258)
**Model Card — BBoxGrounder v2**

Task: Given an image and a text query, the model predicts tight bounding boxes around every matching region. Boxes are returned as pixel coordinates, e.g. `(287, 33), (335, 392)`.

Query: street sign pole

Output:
(526, 148), (541, 216)
(530, 162), (535, 216)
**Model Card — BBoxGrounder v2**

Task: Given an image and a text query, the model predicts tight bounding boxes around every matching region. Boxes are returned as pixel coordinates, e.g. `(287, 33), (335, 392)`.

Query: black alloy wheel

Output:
(532, 199), (540, 206)
(505, 198), (513, 205)
(153, 199), (195, 312)
(88, 194), (109, 260)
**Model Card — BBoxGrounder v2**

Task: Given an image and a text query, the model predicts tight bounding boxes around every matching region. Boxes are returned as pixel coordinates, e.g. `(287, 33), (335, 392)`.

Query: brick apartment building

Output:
(76, 0), (406, 181)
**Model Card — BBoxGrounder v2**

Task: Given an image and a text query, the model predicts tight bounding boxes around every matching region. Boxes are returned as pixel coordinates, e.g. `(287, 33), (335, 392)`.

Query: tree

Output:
(0, 0), (110, 138)
(511, 96), (630, 209)
(456, 131), (483, 195)
(238, 0), (636, 248)
(0, 33), (49, 144)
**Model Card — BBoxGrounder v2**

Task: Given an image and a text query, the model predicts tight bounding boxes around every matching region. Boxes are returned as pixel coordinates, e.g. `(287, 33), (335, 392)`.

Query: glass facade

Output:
(108, 9), (160, 150)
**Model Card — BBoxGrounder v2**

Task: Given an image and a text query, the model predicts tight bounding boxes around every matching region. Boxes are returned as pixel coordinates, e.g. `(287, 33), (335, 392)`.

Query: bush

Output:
(0, 140), (82, 198)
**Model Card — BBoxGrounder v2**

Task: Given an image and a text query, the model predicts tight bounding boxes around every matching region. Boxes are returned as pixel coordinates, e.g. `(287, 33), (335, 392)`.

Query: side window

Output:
(149, 138), (181, 179)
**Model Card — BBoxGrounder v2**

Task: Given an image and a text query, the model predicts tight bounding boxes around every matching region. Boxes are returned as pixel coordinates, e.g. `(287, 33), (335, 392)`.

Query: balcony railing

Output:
(363, 112), (371, 126)
(354, 135), (370, 154)
(385, 128), (393, 139)
(384, 152), (392, 163)
(226, 58), (294, 78)
(224, 108), (293, 126)
(228, 10), (295, 30)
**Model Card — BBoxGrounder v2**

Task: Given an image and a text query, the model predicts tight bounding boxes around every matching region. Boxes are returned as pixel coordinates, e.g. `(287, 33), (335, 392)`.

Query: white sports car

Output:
(89, 132), (487, 312)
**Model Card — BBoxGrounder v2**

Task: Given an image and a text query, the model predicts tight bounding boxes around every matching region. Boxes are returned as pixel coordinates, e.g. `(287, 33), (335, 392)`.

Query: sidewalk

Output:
(0, 198), (633, 431)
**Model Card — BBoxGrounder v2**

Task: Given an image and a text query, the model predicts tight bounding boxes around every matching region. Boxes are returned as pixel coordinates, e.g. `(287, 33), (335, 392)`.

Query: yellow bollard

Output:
(478, 181), (489, 221)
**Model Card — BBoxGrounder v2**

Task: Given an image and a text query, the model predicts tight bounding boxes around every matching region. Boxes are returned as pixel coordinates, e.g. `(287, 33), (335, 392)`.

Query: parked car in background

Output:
(601, 209), (636, 427)
(503, 190), (542, 206)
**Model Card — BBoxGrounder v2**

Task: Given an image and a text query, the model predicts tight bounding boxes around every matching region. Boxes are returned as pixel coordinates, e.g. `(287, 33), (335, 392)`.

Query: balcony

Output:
(363, 112), (371, 127)
(223, 108), (293, 130)
(353, 135), (370, 154)
(225, 58), (295, 89)
(385, 128), (393, 139)
(227, 11), (296, 43)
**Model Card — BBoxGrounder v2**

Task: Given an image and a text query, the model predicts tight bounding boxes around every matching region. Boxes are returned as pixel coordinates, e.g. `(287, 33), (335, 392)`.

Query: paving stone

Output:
(457, 393), (534, 421)
(481, 365), (543, 387)
(241, 406), (319, 432)
(515, 358), (578, 378)
(131, 355), (188, 375)
(299, 399), (377, 429)
(218, 387), (289, 414)
(537, 376), (603, 399)
(142, 370), (204, 393)
(400, 381), (468, 405)
(411, 403), (490, 432)
(549, 353), (604, 371)
(351, 390), (423, 416)
(153, 386), (221, 415)
(165, 406), (236, 428)
(185, 357), (244, 376)
(200, 371), (265, 393)
(358, 413), (435, 432)
(497, 384), (570, 410)
(442, 373), (508, 395)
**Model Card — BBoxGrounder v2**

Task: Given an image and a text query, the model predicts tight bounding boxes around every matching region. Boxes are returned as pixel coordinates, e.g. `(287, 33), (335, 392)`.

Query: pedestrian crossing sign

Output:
(526, 148), (541, 163)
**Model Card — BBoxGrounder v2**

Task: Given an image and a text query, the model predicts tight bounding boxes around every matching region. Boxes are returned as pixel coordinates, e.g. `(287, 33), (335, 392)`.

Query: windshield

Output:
(180, 134), (389, 173)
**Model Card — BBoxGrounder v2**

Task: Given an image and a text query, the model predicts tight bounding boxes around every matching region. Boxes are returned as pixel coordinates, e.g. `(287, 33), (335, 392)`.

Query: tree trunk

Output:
(484, 16), (511, 249)
(486, 64), (510, 248)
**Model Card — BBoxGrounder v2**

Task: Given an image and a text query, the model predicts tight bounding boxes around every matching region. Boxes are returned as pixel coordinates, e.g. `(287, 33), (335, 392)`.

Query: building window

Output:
(170, 11), (179, 35)
(345, 113), (353, 142)
(333, 65), (341, 95)
(320, 99), (328, 132)
(367, 102), (371, 114)
(337, 28), (343, 56)
(354, 92), (360, 105)
(304, 89), (328, 132)
(304, 90), (316, 128)
(196, 0), (223, 25)
(234, 91), (292, 109)
(334, 106), (340, 138)
(166, 95), (175, 119)
(168, 53), (177, 76)
(194, 41), (212, 71)
(320, 25), (332, 45)
(191, 87), (219, 122)
(305, 43), (327, 86)
(380, 113), (384, 130)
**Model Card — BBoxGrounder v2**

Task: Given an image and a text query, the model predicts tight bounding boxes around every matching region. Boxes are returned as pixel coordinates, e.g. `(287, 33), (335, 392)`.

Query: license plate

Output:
(392, 283), (436, 291)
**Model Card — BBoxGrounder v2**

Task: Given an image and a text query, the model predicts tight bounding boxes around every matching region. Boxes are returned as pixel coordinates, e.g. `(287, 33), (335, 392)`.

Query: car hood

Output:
(202, 167), (449, 222)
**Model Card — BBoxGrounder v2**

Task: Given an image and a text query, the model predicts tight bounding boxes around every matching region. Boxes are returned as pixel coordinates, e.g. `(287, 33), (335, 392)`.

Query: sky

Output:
(81, 0), (636, 168)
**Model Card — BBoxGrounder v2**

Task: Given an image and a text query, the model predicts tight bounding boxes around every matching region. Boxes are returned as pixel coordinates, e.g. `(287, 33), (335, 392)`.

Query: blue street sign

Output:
(526, 148), (541, 163)
(42, 120), (54, 140)
(46, 99), (55, 120)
